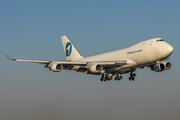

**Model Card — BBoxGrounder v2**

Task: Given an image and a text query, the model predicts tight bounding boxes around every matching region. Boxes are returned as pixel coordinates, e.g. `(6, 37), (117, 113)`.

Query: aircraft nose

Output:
(167, 45), (174, 55)
(159, 42), (174, 58)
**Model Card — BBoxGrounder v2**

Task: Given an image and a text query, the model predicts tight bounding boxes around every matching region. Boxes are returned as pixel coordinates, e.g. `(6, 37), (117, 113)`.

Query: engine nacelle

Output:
(50, 64), (63, 72)
(162, 62), (171, 70)
(151, 63), (165, 72)
(89, 64), (104, 73)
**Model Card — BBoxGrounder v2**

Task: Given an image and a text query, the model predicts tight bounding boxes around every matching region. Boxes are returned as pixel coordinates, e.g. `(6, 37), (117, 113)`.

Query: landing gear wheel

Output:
(107, 76), (110, 81)
(129, 77), (132, 81)
(103, 77), (107, 81)
(133, 73), (136, 77)
(130, 73), (133, 77)
(101, 74), (104, 78)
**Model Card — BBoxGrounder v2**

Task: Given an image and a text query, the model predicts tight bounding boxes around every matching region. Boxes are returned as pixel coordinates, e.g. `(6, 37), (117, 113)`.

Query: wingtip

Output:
(6, 55), (12, 60)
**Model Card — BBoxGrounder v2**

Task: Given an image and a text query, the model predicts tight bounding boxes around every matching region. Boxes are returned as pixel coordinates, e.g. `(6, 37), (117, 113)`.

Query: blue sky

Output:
(1, 0), (180, 120)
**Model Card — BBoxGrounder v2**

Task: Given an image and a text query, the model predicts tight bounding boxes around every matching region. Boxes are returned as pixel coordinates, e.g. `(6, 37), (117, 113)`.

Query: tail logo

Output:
(66, 42), (72, 56)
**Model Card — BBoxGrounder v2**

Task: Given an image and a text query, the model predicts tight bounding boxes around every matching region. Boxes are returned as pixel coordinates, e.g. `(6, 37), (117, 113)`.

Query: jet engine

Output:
(89, 64), (104, 73)
(50, 64), (63, 72)
(151, 63), (165, 72)
(162, 62), (171, 70)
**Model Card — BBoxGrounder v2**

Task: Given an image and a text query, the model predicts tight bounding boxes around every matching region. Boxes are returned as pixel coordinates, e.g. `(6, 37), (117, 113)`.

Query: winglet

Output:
(6, 55), (12, 60)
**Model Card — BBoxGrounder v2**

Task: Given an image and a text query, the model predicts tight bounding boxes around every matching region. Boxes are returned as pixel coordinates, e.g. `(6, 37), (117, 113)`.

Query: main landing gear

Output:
(100, 74), (112, 82)
(114, 73), (122, 81)
(100, 73), (122, 82)
(100, 72), (136, 82)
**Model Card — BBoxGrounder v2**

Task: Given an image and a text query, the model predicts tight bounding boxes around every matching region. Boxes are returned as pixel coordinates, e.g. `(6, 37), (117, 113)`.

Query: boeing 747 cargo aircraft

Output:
(6, 35), (173, 81)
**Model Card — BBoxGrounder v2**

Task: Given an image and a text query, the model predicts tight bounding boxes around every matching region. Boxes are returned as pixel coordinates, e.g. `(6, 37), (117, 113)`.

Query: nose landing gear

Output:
(129, 73), (136, 81)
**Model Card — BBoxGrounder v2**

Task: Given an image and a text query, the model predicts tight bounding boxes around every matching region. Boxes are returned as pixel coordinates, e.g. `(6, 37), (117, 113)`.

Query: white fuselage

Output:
(74, 38), (173, 72)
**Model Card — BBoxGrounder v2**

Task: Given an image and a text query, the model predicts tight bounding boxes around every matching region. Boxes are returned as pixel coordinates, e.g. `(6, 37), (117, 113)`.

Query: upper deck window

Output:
(156, 39), (164, 42)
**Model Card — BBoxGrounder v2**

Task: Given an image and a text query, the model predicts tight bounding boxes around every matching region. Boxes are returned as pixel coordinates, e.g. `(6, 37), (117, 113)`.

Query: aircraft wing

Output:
(6, 55), (127, 66)
(5, 55), (87, 65)
(6, 55), (49, 64)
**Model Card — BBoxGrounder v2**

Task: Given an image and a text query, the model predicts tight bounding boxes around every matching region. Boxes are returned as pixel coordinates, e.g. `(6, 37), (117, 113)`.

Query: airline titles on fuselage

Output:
(127, 49), (142, 55)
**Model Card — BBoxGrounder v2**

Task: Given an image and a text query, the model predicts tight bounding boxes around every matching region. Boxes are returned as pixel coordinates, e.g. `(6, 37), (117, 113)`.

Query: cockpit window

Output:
(156, 39), (164, 42)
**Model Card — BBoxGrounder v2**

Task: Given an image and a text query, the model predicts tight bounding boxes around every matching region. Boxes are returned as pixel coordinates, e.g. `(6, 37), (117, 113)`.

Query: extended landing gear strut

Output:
(129, 72), (136, 81)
